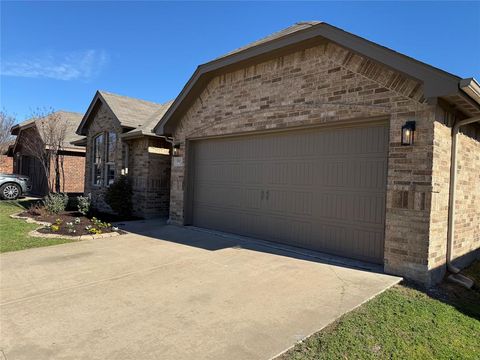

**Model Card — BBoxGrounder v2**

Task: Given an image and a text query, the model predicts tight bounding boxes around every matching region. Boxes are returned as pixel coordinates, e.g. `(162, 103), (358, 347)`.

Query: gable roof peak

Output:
(76, 90), (173, 136)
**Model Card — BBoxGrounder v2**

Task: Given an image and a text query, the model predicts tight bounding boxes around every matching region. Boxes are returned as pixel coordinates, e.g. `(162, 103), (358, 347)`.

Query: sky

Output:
(1, 1), (479, 122)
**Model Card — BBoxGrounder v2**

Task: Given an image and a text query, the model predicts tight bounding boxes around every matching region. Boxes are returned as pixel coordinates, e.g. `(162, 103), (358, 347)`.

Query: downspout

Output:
(446, 115), (480, 274)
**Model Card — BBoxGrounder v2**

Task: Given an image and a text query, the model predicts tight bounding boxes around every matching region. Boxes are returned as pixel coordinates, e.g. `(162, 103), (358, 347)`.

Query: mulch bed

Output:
(19, 208), (122, 236)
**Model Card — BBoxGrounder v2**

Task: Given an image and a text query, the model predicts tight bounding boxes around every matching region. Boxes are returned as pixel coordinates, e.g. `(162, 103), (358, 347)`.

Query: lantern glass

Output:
(401, 121), (416, 146)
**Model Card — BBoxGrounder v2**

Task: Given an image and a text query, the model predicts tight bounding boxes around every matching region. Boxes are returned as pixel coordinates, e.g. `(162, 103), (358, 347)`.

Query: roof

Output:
(155, 21), (480, 135)
(76, 90), (173, 137)
(216, 21), (321, 60)
(11, 111), (85, 151)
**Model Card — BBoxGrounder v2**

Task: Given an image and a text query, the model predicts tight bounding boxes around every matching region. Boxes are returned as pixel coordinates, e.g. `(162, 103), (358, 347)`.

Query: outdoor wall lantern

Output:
(401, 121), (416, 146)
(173, 143), (181, 156)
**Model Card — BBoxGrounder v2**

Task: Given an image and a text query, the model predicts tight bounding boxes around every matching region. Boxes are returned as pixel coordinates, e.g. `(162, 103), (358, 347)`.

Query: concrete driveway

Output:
(1, 221), (400, 360)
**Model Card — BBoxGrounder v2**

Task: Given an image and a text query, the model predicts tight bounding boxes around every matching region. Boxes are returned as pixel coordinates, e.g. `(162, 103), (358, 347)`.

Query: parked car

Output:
(0, 174), (31, 200)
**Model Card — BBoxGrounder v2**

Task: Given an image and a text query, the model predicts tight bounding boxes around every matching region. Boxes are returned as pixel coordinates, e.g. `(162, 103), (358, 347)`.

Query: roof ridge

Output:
(55, 110), (84, 116)
(98, 90), (167, 107)
(214, 21), (322, 61)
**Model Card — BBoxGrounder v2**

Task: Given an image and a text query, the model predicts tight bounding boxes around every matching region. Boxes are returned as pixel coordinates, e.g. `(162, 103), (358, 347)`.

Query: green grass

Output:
(0, 200), (73, 253)
(282, 274), (480, 359)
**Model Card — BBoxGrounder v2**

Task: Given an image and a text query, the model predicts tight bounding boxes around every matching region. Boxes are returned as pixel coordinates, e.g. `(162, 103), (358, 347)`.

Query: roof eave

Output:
(460, 78), (480, 106)
(154, 22), (463, 136)
(120, 130), (160, 140)
(70, 138), (88, 147)
(76, 91), (102, 136)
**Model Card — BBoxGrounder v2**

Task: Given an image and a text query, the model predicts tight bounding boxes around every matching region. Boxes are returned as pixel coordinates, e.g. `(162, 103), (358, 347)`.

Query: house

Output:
(9, 111), (86, 195)
(76, 91), (172, 218)
(154, 21), (480, 286)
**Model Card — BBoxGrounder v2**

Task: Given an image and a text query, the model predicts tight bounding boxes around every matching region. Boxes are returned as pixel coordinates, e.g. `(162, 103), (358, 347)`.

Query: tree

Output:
(21, 109), (68, 193)
(0, 111), (16, 154)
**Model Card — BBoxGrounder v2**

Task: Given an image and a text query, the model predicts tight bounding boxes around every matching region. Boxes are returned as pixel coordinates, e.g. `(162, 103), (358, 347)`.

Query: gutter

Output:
(460, 78), (480, 106)
(446, 114), (480, 287)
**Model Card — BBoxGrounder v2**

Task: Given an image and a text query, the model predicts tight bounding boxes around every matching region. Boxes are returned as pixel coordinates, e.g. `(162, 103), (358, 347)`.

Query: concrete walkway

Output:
(1, 222), (401, 360)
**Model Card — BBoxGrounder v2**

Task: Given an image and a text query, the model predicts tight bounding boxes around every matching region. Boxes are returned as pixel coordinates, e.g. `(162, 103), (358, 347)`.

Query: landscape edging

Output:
(10, 212), (121, 241)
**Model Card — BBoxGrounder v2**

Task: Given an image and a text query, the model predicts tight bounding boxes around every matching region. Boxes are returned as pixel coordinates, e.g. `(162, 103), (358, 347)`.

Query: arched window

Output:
(92, 131), (117, 186)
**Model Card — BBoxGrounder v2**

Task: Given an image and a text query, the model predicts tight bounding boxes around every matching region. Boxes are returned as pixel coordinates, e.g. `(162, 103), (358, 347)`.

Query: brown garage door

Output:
(189, 122), (389, 264)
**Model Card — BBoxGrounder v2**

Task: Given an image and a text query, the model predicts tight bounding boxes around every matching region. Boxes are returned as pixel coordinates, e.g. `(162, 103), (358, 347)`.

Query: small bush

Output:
(77, 195), (91, 215)
(27, 203), (43, 216)
(104, 176), (133, 218)
(43, 193), (68, 214)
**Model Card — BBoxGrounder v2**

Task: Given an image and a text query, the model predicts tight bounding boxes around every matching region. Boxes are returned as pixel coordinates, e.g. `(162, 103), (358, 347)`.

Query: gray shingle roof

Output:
(13, 111), (85, 150)
(215, 21), (321, 60)
(99, 91), (172, 131)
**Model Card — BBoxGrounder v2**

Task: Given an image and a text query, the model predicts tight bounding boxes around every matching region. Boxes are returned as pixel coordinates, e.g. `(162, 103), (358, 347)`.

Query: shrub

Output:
(77, 195), (91, 215)
(91, 217), (110, 229)
(27, 203), (43, 216)
(104, 176), (133, 218)
(50, 224), (60, 232)
(43, 193), (68, 214)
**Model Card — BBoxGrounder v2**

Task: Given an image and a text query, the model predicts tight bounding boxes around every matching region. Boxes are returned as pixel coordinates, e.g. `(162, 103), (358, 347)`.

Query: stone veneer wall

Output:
(84, 103), (170, 218)
(168, 40), (445, 285)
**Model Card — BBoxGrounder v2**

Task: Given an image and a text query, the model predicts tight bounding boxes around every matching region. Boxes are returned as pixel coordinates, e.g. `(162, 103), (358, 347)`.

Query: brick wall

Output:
(84, 103), (170, 218)
(169, 40), (441, 284)
(431, 118), (480, 274)
(429, 119), (451, 277)
(0, 155), (13, 173)
(59, 154), (85, 193)
(128, 137), (171, 218)
(47, 153), (85, 194)
(454, 125), (480, 264)
(84, 104), (123, 213)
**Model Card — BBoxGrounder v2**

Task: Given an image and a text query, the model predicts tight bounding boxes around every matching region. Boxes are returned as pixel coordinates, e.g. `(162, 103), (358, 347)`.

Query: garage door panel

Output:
(191, 123), (388, 264)
(313, 191), (385, 226)
(264, 189), (313, 216)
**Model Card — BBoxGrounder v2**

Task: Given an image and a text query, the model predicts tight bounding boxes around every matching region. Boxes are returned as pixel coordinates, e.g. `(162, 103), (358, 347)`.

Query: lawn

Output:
(281, 267), (480, 360)
(0, 200), (73, 253)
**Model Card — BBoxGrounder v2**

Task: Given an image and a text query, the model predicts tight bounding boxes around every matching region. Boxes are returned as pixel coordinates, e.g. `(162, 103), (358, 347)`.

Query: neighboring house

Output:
(154, 21), (480, 286)
(76, 91), (172, 218)
(9, 111), (86, 195)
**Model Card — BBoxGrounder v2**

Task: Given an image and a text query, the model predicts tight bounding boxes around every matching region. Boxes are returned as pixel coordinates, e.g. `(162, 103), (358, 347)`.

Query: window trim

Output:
(91, 131), (119, 187)
(91, 133), (105, 187)
(105, 132), (117, 186)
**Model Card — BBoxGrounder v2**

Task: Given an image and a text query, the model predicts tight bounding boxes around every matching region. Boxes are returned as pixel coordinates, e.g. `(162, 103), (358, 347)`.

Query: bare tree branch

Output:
(21, 108), (68, 193)
(0, 111), (16, 154)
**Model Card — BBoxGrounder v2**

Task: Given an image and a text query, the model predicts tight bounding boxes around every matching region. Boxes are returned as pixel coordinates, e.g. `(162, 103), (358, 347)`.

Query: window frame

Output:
(92, 133), (104, 187)
(105, 132), (117, 186)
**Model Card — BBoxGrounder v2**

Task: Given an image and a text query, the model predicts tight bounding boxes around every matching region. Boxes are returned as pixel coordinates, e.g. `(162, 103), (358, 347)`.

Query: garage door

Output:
(189, 123), (389, 264)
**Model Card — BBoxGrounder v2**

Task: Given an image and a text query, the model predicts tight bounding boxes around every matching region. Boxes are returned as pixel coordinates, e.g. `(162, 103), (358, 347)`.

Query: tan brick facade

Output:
(430, 118), (480, 278)
(84, 103), (170, 218)
(166, 41), (479, 285)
